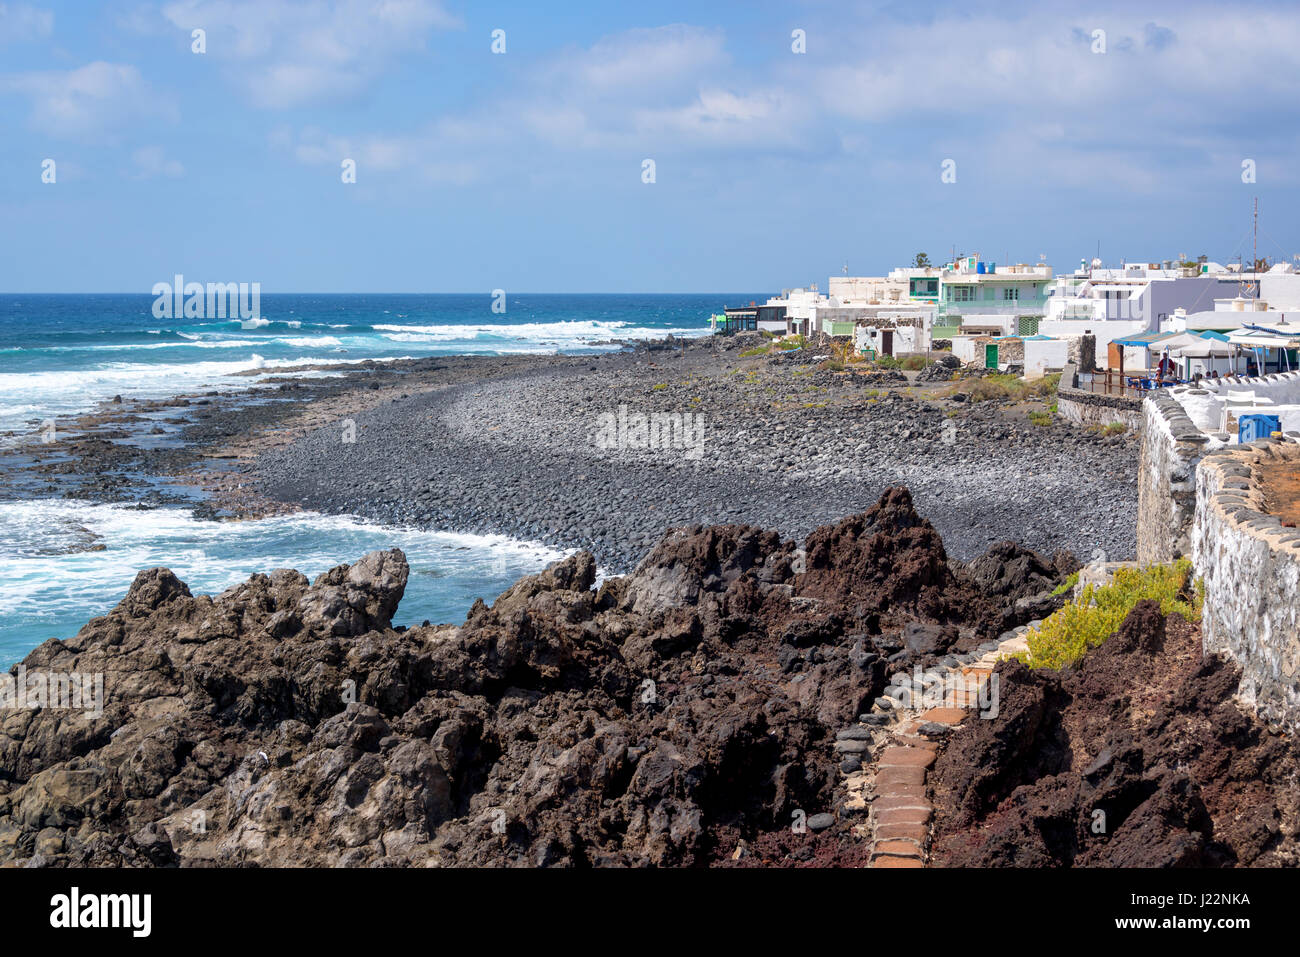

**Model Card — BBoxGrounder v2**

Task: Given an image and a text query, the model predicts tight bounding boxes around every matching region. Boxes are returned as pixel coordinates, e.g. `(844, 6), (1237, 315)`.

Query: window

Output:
(950, 285), (976, 302)
(1003, 287), (1020, 301)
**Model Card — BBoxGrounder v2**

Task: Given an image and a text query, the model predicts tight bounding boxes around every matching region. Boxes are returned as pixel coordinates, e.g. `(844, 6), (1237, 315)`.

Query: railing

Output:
(938, 296), (1052, 317)
(1077, 371), (1144, 399)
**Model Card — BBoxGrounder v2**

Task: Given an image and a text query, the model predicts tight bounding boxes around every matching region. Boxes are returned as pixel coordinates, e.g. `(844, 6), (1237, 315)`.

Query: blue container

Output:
(976, 261), (986, 274)
(1239, 414), (1281, 444)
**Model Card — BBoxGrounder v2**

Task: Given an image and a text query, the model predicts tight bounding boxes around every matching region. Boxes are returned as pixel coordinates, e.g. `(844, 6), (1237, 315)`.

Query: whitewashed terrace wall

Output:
(1192, 440), (1300, 728)
(1137, 392), (1216, 563)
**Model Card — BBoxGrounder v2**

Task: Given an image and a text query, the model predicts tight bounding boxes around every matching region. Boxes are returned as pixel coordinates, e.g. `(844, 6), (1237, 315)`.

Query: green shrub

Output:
(739, 346), (769, 358)
(1028, 410), (1052, 427)
(945, 371), (1061, 404)
(1050, 571), (1079, 597)
(1021, 560), (1200, 670)
(900, 355), (927, 371)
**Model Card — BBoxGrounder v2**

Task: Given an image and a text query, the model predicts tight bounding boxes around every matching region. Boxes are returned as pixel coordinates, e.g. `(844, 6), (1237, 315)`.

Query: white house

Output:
(931, 258), (1054, 336)
(1041, 260), (1261, 366)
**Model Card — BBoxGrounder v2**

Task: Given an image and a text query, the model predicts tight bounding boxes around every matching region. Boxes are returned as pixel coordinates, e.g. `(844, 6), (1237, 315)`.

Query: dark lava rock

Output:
(1, 486), (1048, 868)
(928, 600), (1300, 868)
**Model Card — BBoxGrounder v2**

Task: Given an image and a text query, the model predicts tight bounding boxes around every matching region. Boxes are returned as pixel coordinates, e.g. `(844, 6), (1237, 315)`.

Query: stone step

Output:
(875, 766), (927, 789)
(870, 855), (923, 868)
(997, 636), (1030, 656)
(872, 795), (932, 813)
(875, 821), (929, 843)
(918, 706), (967, 726)
(874, 806), (933, 827)
(879, 746), (936, 769)
(873, 839), (922, 858)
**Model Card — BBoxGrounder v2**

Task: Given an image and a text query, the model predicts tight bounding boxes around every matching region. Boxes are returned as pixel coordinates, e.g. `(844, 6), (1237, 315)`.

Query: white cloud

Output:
(0, 2), (52, 45)
(156, 0), (461, 108)
(270, 4), (1300, 195)
(3, 61), (177, 140)
(131, 145), (184, 178)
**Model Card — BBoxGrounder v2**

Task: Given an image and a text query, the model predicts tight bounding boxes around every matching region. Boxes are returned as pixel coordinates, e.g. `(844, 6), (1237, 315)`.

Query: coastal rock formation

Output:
(5, 487), (1287, 868)
(929, 600), (1300, 867)
(0, 487), (1034, 868)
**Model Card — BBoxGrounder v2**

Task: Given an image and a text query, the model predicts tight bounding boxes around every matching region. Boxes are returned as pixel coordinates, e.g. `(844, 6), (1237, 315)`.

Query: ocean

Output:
(0, 293), (755, 666)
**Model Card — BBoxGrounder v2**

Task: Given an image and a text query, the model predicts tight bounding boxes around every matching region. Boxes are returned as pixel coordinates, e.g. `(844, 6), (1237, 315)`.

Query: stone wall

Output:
(1137, 391), (1214, 563)
(1056, 363), (1145, 430)
(1192, 440), (1300, 727)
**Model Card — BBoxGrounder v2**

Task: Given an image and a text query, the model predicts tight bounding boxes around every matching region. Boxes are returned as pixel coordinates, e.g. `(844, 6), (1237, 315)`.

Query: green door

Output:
(985, 344), (999, 368)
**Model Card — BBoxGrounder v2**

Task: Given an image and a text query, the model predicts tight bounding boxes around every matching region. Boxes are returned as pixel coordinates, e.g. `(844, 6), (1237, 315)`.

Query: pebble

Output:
(247, 340), (1138, 576)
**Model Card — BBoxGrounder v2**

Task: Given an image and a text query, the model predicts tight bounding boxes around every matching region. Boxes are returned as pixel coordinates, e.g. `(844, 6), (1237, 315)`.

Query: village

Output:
(713, 246), (1300, 443)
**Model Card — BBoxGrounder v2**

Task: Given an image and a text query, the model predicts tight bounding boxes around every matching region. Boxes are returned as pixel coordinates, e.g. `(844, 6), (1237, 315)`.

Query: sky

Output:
(1, 0), (1298, 293)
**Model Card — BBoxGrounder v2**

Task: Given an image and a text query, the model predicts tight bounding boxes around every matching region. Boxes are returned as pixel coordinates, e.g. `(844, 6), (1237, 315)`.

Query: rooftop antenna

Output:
(1241, 198), (1259, 298)
(1252, 196), (1259, 289)
(842, 262), (848, 276)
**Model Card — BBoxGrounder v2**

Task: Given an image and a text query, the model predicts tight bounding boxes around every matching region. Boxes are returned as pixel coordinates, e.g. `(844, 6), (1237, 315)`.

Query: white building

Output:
(1041, 260), (1264, 366)
(933, 258), (1055, 336)
(767, 275), (935, 346)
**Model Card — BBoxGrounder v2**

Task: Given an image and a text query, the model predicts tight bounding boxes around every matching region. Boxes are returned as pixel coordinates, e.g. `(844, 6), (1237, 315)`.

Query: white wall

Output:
(1023, 339), (1070, 378)
(1037, 319), (1150, 366)
(951, 335), (983, 365)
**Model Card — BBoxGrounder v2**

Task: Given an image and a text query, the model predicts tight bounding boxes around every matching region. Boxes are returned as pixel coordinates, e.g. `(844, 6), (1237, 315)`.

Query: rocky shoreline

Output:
(2, 335), (1139, 576)
(0, 489), (1062, 866)
(3, 487), (1293, 868)
(247, 335), (1138, 572)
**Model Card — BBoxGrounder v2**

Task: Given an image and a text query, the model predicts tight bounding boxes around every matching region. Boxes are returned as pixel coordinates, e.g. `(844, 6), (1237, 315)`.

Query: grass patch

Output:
(1087, 421), (1128, 437)
(1028, 410), (1052, 427)
(944, 371), (1061, 404)
(739, 346), (769, 358)
(899, 355), (927, 371)
(1021, 560), (1200, 670)
(651, 383), (668, 391)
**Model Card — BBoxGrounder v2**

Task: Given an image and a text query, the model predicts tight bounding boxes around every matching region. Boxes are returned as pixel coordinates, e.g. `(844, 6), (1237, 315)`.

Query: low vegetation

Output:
(943, 371), (1060, 404)
(1020, 560), (1201, 670)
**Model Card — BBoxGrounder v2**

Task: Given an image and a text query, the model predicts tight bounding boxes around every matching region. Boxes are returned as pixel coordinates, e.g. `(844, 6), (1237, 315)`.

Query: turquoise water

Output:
(0, 502), (571, 668)
(0, 294), (760, 666)
(0, 293), (743, 432)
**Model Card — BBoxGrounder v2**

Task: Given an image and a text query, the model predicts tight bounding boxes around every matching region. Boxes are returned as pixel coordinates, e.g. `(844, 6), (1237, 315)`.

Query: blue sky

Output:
(1, 0), (1298, 292)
